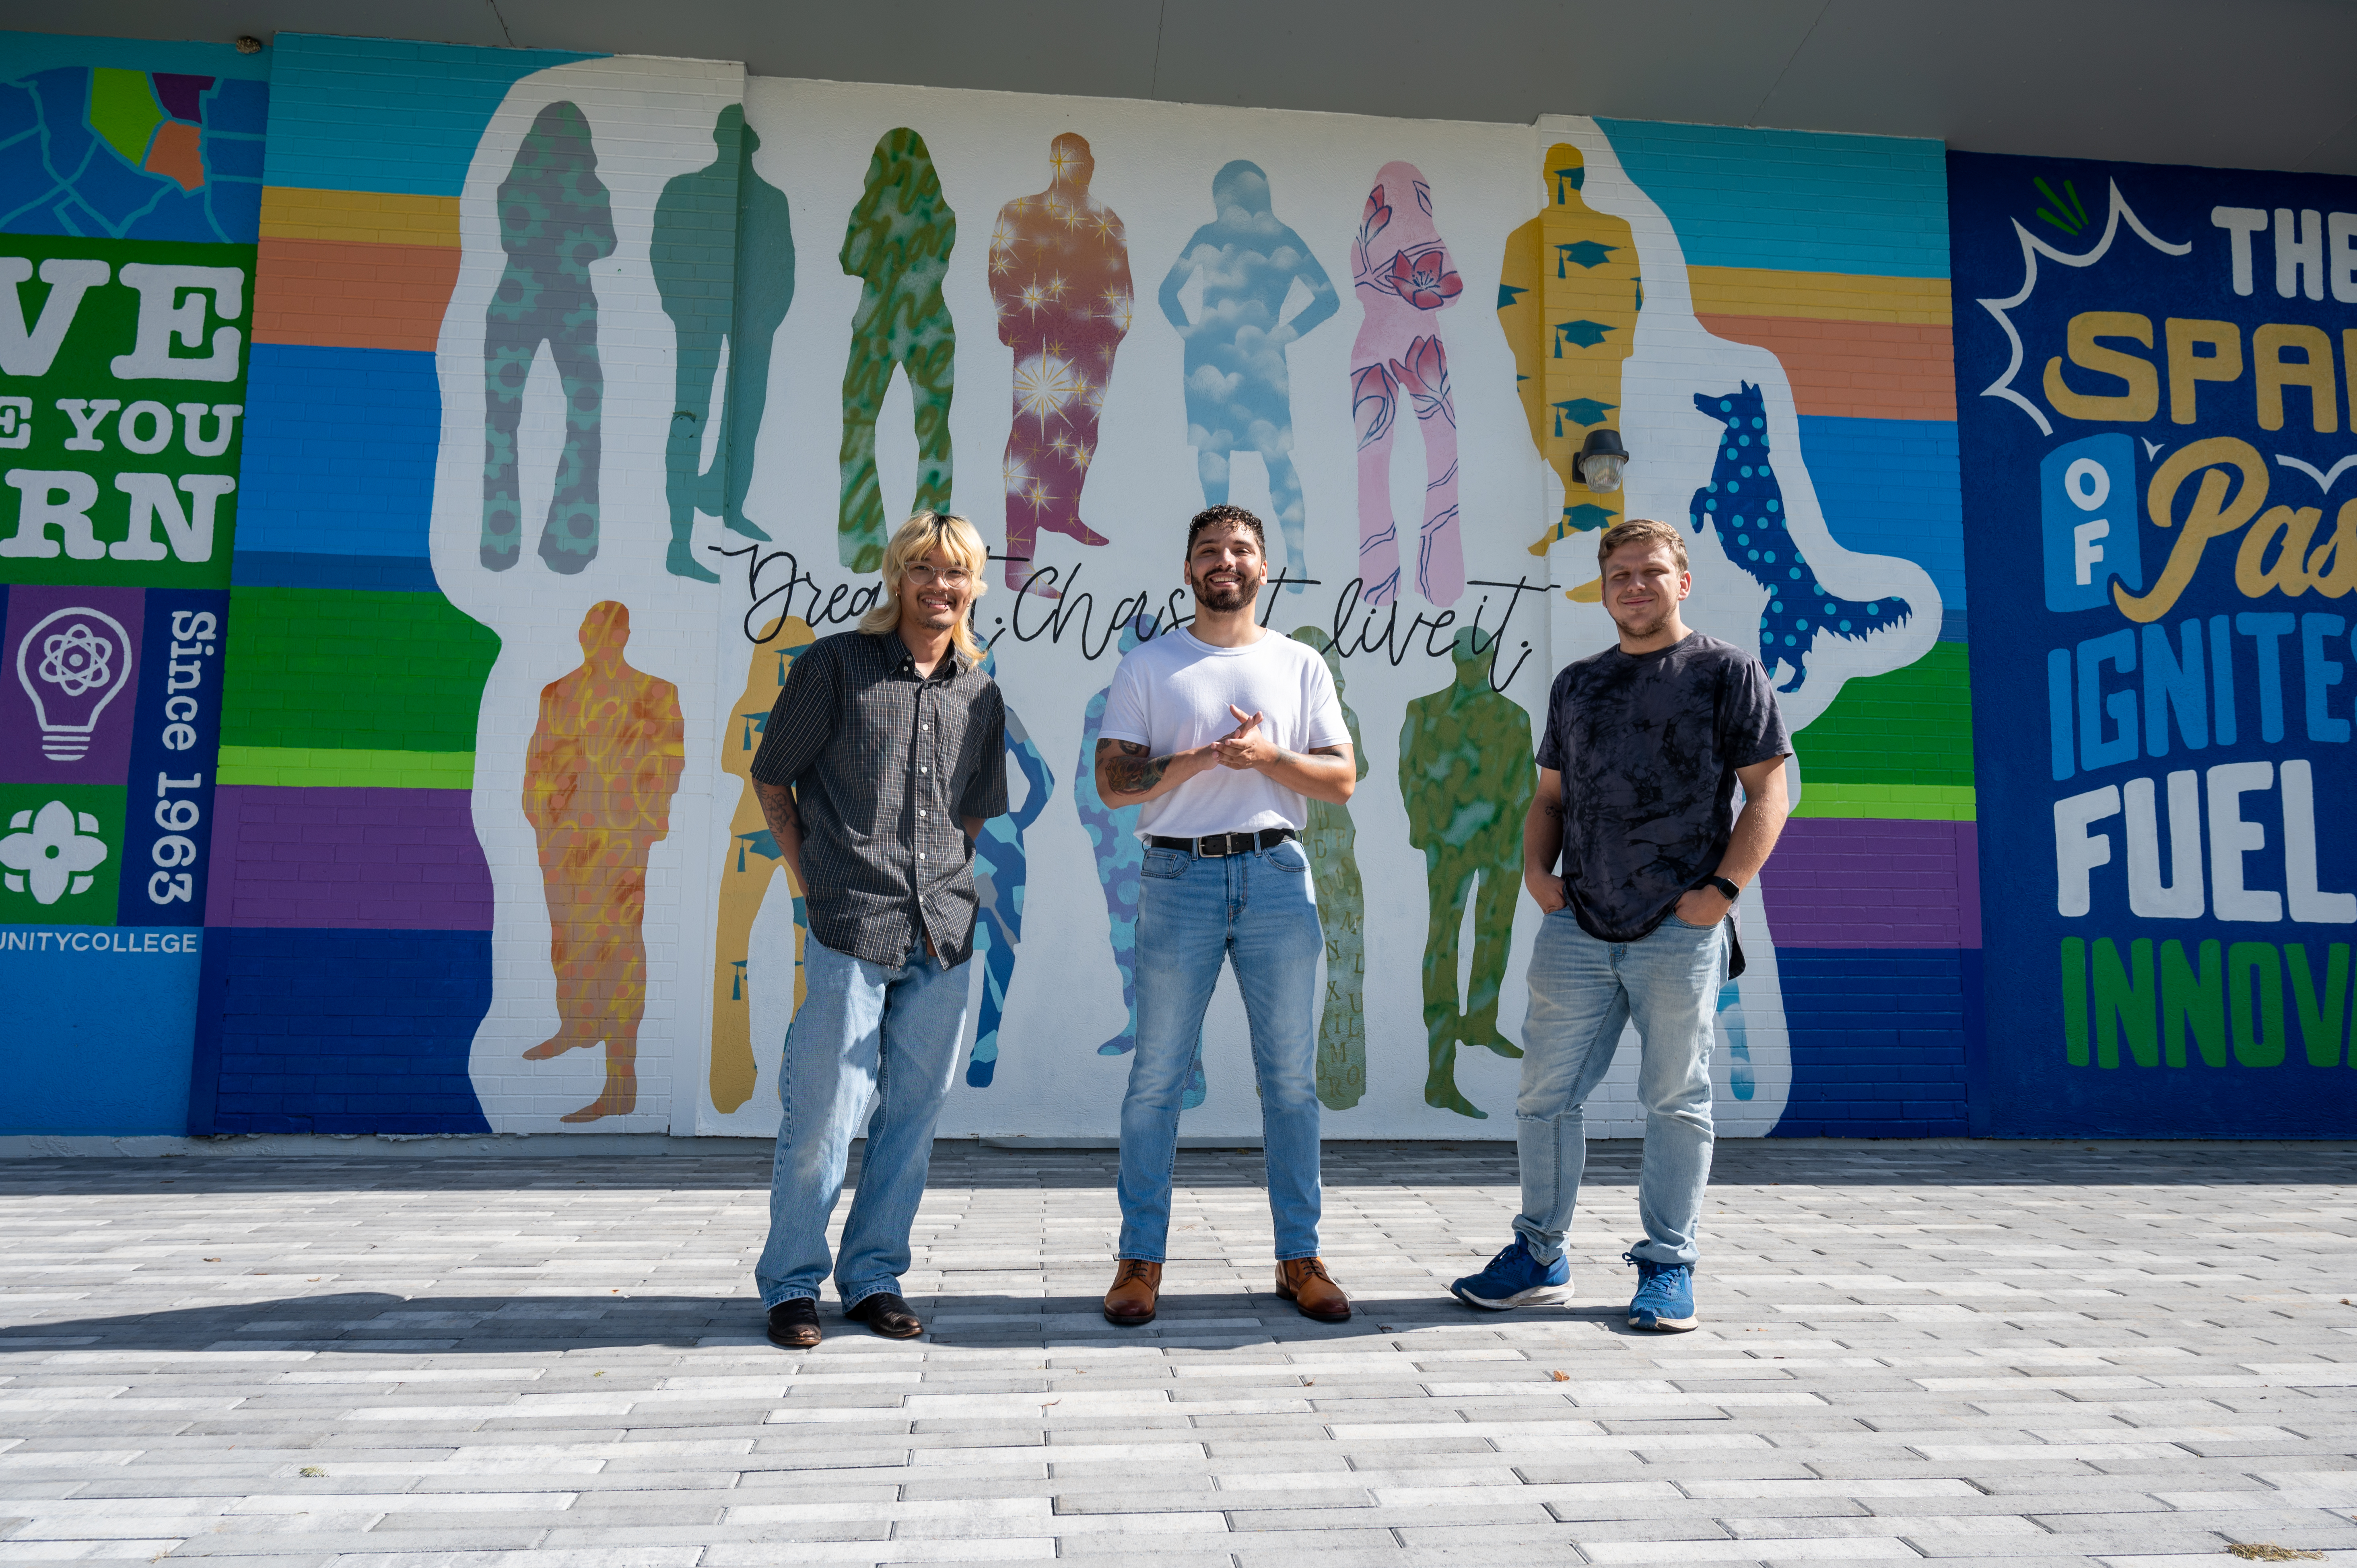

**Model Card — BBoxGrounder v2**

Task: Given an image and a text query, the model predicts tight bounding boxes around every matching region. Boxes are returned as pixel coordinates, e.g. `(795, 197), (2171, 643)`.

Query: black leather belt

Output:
(1148, 827), (1298, 858)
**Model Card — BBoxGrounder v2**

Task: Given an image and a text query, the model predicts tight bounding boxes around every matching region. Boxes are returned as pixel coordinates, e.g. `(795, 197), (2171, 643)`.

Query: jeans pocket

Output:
(1267, 841), (1308, 873)
(1660, 913), (1707, 930)
(1141, 848), (1188, 880)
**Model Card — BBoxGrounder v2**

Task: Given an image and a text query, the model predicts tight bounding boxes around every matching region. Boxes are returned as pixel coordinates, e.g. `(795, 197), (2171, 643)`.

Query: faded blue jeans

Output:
(1118, 838), (1324, 1262)
(755, 934), (970, 1310)
(1515, 907), (1726, 1269)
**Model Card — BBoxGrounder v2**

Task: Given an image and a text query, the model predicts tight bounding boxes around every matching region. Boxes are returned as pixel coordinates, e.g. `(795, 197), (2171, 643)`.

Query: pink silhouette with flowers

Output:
(1350, 161), (1463, 606)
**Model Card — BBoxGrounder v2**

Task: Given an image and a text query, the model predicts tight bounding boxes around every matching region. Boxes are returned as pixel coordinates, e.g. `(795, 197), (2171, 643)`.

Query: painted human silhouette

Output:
(1500, 142), (1641, 582)
(1074, 615), (1204, 1107)
(1291, 628), (1369, 1110)
(1158, 161), (1337, 589)
(838, 128), (956, 573)
(991, 133), (1131, 597)
(709, 614), (816, 1115)
(521, 601), (686, 1123)
(1400, 626), (1535, 1118)
(967, 647), (1055, 1087)
(1350, 161), (1465, 606)
(482, 101), (614, 575)
(654, 104), (793, 583)
(1691, 382), (1911, 691)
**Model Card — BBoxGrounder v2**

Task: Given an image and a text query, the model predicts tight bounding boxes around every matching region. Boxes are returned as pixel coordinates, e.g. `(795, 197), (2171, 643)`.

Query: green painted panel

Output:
(215, 746), (474, 790)
(1791, 781), (1976, 821)
(221, 587), (501, 753)
(1791, 641), (1975, 788)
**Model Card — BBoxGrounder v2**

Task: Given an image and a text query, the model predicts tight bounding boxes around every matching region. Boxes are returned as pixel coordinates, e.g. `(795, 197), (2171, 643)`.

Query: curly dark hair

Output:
(1184, 504), (1267, 555)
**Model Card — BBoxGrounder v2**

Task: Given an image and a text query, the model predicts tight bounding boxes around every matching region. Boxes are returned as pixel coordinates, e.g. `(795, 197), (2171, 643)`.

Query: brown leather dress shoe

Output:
(1275, 1257), (1351, 1322)
(1102, 1259), (1162, 1325)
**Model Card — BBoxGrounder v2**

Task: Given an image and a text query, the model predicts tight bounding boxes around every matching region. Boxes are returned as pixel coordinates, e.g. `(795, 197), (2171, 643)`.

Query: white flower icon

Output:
(0, 800), (110, 905)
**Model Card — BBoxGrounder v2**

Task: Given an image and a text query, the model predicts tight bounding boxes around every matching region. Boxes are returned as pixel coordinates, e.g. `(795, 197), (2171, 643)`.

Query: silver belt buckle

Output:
(1199, 833), (1229, 858)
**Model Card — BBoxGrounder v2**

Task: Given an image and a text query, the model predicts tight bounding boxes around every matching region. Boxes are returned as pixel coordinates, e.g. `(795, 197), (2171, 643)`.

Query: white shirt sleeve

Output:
(1097, 649), (1153, 749)
(1301, 653), (1351, 752)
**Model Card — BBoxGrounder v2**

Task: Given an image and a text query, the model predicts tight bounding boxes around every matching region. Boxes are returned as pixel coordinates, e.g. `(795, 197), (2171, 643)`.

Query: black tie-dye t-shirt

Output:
(1535, 632), (1792, 944)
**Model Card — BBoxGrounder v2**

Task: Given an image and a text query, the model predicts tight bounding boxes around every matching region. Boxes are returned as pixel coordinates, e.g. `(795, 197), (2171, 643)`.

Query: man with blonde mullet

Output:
(748, 512), (1006, 1348)
(1452, 518), (1790, 1333)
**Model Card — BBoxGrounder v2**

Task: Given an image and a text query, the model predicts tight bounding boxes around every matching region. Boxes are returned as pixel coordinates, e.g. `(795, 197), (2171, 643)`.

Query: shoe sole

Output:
(766, 1329), (820, 1348)
(1451, 1282), (1571, 1311)
(1629, 1312), (1698, 1331)
(1103, 1309), (1156, 1326)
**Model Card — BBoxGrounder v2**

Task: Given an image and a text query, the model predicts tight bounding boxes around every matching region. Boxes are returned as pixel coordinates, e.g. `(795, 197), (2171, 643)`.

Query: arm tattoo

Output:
(1097, 738), (1170, 796)
(754, 779), (797, 832)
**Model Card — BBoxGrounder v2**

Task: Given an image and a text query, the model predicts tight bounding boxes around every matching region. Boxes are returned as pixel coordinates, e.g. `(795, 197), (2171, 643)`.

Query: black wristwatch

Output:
(1694, 875), (1741, 900)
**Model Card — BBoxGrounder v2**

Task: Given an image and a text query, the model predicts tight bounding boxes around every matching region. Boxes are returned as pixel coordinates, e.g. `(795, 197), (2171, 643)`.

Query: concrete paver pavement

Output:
(1, 1140), (2353, 1566)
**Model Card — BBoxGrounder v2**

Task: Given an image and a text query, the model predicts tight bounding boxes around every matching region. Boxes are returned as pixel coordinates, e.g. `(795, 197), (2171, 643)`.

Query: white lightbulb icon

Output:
(16, 606), (134, 763)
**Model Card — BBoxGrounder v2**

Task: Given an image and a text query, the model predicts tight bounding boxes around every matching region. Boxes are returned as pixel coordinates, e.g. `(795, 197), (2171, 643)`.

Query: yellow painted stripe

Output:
(260, 186), (462, 248)
(1688, 267), (1951, 326)
(216, 745), (474, 790)
(1792, 781), (1977, 821)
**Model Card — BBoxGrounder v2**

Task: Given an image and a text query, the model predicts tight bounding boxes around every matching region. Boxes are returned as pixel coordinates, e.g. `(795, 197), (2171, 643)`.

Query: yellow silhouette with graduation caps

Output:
(1498, 142), (1640, 601)
(709, 615), (816, 1114)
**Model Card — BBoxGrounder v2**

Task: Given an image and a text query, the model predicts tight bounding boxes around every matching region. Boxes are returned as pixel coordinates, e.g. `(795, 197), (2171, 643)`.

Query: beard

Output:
(1609, 602), (1673, 640)
(1189, 567), (1260, 613)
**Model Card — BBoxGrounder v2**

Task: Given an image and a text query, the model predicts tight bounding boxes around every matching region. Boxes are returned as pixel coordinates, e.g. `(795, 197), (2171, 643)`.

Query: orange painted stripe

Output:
(1697, 314), (1957, 422)
(253, 237), (461, 353)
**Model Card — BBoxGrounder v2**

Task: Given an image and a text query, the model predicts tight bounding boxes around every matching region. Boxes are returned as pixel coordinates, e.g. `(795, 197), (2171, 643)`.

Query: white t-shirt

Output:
(1098, 627), (1352, 838)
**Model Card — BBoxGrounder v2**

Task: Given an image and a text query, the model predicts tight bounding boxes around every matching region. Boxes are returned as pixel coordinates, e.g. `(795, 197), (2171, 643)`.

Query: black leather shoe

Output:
(766, 1297), (821, 1349)
(845, 1291), (924, 1339)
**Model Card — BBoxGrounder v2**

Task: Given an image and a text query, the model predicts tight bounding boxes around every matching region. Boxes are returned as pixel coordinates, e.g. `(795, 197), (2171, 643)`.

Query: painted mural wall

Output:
(0, 33), (268, 1134)
(4, 31), (1981, 1140)
(1951, 150), (2357, 1136)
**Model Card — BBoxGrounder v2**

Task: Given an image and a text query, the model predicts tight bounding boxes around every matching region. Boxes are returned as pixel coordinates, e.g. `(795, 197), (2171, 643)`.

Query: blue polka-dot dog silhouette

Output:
(1688, 383), (1909, 693)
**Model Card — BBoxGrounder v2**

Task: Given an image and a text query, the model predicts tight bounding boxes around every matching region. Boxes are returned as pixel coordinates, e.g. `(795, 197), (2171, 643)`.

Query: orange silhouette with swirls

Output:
(521, 601), (686, 1123)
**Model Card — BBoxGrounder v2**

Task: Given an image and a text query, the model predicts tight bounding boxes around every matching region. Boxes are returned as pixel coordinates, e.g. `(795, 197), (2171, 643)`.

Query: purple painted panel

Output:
(204, 786), (494, 930)
(1, 586), (146, 786)
(1761, 817), (1977, 950)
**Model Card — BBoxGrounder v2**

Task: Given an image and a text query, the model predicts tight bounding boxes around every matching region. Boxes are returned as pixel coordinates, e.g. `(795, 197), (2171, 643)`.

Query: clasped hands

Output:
(1211, 704), (1278, 770)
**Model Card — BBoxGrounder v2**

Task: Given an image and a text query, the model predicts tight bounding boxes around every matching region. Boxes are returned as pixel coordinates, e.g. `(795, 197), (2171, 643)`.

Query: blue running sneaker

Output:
(1450, 1236), (1570, 1310)
(1623, 1249), (1698, 1331)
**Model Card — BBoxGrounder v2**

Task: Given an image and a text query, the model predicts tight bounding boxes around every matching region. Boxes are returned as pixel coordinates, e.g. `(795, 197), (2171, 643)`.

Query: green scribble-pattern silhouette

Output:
(1292, 628), (1369, 1110)
(837, 127), (956, 572)
(483, 100), (615, 575)
(653, 104), (793, 583)
(1400, 627), (1535, 1119)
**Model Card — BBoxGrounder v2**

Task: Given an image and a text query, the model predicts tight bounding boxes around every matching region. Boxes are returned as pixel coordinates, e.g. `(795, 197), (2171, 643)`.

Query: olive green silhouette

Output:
(653, 104), (793, 582)
(1292, 627), (1369, 1110)
(1399, 626), (1535, 1119)
(837, 127), (956, 573)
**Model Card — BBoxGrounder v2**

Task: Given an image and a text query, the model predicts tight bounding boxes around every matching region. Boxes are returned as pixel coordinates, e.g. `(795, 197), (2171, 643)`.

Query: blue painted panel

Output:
(193, 926), (492, 1135)
(1597, 119), (1950, 279)
(0, 929), (203, 1134)
(1770, 948), (1971, 1138)
(261, 33), (598, 197)
(237, 344), (439, 560)
(1794, 415), (1968, 640)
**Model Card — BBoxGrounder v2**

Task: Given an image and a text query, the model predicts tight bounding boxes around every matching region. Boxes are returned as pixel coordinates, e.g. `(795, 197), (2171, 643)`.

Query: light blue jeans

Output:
(756, 934), (970, 1309)
(1516, 907), (1725, 1269)
(1118, 839), (1324, 1262)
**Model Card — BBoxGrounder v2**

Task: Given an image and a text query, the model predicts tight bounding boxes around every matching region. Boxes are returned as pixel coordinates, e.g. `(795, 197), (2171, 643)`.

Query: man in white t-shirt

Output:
(1094, 505), (1358, 1326)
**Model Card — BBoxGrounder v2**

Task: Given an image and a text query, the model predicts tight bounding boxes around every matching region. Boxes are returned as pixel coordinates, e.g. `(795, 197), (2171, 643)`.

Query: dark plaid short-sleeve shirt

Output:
(748, 629), (1007, 967)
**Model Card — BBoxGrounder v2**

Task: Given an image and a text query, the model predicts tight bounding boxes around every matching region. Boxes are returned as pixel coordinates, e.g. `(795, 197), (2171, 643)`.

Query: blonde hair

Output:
(859, 511), (990, 661)
(1597, 517), (1689, 575)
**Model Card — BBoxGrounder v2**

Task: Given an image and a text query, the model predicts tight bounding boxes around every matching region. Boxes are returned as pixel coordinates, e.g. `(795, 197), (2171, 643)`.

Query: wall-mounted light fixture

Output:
(1571, 428), (1628, 493)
